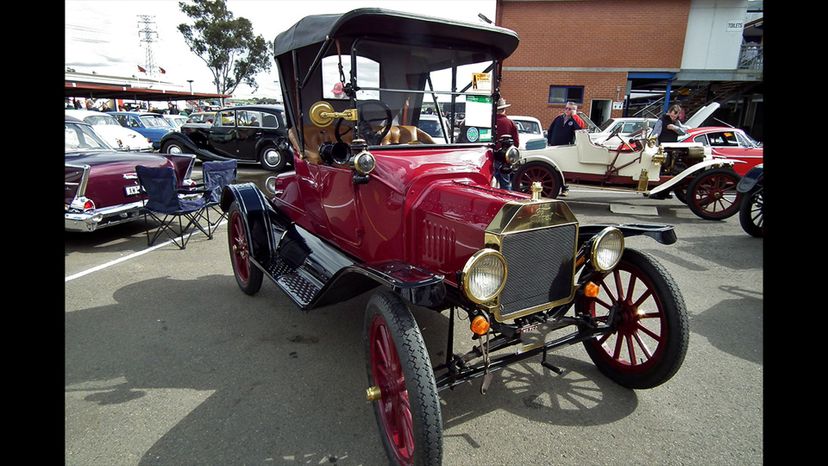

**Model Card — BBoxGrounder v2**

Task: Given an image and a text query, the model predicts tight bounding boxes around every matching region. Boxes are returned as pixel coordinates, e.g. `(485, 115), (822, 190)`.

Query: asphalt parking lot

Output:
(65, 167), (762, 464)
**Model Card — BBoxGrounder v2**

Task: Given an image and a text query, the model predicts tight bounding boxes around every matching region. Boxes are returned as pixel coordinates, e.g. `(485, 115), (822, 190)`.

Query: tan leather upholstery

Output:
(380, 125), (436, 145)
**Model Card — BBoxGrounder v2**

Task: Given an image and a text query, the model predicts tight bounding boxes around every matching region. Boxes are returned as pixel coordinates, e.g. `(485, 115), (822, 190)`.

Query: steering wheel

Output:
(334, 100), (392, 145)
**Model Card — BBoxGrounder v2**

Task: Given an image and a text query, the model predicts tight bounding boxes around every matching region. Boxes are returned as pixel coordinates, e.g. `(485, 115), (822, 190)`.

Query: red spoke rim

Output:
(520, 167), (557, 196)
(586, 262), (668, 372)
(369, 316), (414, 464)
(691, 173), (739, 216)
(229, 211), (250, 284)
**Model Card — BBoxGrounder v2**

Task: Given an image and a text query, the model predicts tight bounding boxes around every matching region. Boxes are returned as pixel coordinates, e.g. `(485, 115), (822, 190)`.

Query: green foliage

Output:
(178, 0), (272, 97)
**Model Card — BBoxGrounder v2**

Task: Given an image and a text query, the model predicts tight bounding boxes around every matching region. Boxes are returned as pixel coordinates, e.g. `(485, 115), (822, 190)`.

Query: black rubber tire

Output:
(739, 187), (764, 237)
(686, 167), (742, 220)
(227, 201), (263, 295)
(511, 161), (562, 198)
(259, 145), (287, 171)
(364, 290), (442, 465)
(578, 249), (689, 389)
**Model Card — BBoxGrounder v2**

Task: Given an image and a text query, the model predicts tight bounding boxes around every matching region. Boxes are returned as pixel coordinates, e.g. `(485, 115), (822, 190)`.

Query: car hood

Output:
(91, 125), (152, 149)
(684, 102), (720, 129)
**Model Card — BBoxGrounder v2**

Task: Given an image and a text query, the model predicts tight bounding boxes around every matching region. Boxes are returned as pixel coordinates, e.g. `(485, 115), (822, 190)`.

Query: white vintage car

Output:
(511, 126), (744, 220)
(65, 109), (153, 152)
(507, 115), (545, 150)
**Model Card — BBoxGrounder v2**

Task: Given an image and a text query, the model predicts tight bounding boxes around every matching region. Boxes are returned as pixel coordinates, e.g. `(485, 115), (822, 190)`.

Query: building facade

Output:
(495, 0), (763, 138)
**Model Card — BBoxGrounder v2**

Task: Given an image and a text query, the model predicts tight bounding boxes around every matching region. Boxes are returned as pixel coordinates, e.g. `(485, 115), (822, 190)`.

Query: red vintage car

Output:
(220, 9), (689, 464)
(680, 126), (763, 176)
(65, 117), (197, 232)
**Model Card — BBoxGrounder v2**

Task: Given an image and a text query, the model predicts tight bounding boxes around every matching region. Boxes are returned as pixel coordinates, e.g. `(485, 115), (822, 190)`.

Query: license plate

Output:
(125, 185), (141, 196)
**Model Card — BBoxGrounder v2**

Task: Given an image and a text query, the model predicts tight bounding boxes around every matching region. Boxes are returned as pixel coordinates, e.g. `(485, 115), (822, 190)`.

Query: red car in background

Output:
(680, 126), (763, 176)
(65, 116), (197, 232)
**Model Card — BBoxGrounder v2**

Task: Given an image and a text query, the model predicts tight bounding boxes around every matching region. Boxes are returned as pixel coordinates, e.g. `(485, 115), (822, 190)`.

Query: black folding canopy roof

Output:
(273, 8), (520, 60)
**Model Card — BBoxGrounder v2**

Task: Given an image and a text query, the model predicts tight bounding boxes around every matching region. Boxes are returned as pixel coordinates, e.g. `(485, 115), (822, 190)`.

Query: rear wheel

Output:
(686, 167), (742, 220)
(364, 291), (442, 465)
(511, 161), (562, 198)
(673, 180), (689, 204)
(227, 201), (263, 295)
(577, 249), (689, 389)
(739, 187), (764, 237)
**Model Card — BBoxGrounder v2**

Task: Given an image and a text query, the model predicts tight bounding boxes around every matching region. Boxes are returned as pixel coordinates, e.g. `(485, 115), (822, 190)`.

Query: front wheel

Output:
(511, 162), (562, 198)
(259, 145), (287, 171)
(364, 291), (442, 465)
(577, 249), (689, 389)
(739, 187), (764, 237)
(227, 201), (263, 295)
(162, 140), (184, 155)
(686, 167), (742, 220)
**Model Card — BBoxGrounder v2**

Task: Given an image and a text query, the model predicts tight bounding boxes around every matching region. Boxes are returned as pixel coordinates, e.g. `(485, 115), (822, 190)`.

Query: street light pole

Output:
(187, 79), (194, 93)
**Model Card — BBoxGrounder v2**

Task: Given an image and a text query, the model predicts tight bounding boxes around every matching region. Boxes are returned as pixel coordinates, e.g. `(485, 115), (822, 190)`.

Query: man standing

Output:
(494, 97), (519, 190)
(547, 102), (585, 146)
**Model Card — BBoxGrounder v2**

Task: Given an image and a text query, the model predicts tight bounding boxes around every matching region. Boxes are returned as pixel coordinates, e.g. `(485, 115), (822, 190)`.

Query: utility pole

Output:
(137, 15), (159, 77)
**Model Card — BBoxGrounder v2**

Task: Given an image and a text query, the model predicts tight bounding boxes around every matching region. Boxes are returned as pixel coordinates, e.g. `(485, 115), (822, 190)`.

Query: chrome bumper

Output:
(64, 200), (146, 232)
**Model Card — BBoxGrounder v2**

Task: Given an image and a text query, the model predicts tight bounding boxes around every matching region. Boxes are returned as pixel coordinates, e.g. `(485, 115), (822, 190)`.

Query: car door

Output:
(235, 110), (263, 161)
(208, 110), (238, 157)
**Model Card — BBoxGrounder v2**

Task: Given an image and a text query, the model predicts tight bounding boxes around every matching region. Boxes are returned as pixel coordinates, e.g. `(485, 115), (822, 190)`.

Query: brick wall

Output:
(496, 0), (691, 125)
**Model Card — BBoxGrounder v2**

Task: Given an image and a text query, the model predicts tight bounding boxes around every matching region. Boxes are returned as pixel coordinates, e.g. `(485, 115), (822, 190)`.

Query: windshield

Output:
(85, 114), (121, 126)
(140, 115), (173, 128)
(65, 122), (111, 151)
(513, 119), (541, 135)
(598, 118), (617, 132)
(321, 39), (497, 146)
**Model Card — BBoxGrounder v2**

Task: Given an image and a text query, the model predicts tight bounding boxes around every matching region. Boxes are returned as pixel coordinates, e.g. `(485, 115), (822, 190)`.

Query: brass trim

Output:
(461, 248), (508, 305)
(309, 101), (359, 127)
(481, 197), (580, 323)
(589, 227), (625, 272)
(366, 386), (381, 402)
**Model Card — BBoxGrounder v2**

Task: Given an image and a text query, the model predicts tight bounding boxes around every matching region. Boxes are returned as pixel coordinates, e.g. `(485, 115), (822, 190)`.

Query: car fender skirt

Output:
(578, 223), (677, 246)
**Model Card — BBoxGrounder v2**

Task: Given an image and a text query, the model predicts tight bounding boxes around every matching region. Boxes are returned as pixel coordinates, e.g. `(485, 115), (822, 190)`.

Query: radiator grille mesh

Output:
(498, 224), (576, 319)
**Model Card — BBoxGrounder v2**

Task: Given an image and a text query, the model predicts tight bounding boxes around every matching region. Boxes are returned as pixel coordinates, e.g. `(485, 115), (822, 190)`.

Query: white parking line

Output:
(65, 220), (227, 283)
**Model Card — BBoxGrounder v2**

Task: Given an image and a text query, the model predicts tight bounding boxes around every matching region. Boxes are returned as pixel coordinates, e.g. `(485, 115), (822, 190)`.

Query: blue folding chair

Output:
(200, 160), (237, 236)
(136, 165), (212, 249)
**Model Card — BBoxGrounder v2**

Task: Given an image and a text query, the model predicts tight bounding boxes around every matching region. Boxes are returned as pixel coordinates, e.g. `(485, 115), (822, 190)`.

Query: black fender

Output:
(220, 182), (284, 265)
(160, 132), (236, 162)
(279, 223), (446, 309)
(578, 223), (677, 248)
(158, 132), (199, 153)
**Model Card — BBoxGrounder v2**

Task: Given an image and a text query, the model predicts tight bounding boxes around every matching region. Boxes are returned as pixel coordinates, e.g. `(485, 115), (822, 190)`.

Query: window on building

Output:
(548, 85), (584, 104)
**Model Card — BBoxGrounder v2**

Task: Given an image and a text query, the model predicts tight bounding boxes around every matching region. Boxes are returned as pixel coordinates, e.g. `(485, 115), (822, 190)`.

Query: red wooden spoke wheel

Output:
(364, 291), (442, 465)
(228, 202), (262, 295)
(687, 167), (742, 220)
(512, 162), (561, 198)
(578, 250), (689, 389)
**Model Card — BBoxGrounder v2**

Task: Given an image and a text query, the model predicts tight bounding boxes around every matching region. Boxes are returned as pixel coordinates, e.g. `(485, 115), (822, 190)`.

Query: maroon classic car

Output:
(65, 117), (197, 232)
(220, 9), (689, 464)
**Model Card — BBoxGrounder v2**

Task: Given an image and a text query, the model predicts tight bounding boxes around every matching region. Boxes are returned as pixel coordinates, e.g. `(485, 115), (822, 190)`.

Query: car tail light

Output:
(83, 199), (95, 211)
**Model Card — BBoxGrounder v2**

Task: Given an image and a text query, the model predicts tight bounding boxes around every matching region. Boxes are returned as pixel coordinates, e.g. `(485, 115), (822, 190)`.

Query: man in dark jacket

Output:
(547, 102), (585, 146)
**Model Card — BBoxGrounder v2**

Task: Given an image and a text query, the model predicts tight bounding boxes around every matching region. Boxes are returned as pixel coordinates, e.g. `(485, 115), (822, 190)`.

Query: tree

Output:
(178, 0), (272, 100)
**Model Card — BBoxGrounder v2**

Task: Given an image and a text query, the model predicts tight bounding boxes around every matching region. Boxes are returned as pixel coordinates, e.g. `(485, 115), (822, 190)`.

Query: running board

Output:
(261, 256), (323, 309)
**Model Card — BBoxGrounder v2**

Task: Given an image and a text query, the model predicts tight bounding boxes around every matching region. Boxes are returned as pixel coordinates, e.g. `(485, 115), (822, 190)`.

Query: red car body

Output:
(681, 126), (763, 176)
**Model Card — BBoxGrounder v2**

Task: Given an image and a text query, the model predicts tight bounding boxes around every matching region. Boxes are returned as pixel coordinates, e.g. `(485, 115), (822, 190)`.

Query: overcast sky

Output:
(65, 0), (497, 99)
